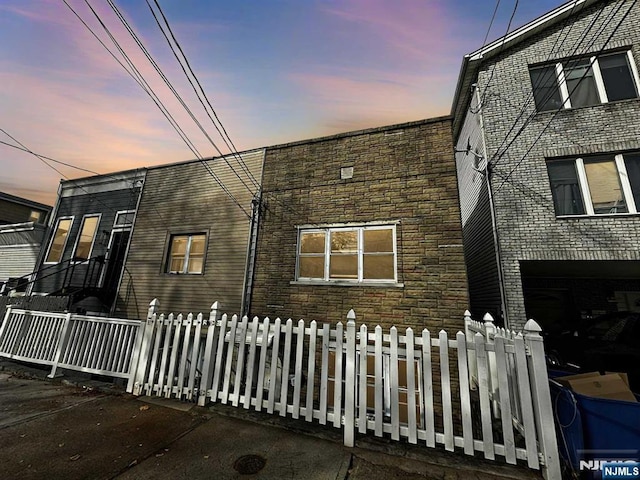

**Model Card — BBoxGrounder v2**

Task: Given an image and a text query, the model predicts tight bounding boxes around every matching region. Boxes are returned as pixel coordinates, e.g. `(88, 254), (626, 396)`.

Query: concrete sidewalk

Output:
(0, 360), (542, 480)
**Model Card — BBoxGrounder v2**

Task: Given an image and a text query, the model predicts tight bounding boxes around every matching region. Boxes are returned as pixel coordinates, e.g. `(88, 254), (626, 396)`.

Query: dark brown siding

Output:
(251, 118), (469, 334)
(118, 150), (264, 320)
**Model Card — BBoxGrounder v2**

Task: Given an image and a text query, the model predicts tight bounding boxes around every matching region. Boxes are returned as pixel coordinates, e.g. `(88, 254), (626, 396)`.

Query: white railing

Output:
(0, 305), (144, 392)
(132, 300), (561, 480)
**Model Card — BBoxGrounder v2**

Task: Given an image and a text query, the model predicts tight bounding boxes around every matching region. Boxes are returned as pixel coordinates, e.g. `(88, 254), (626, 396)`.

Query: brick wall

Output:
(474, 0), (640, 328)
(250, 117), (469, 334)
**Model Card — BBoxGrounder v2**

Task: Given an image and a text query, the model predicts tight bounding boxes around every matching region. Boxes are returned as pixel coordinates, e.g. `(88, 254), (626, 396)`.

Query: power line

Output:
(105, 0), (257, 197)
(0, 137), (99, 175)
(146, 0), (261, 192)
(488, 0), (621, 171)
(65, 0), (251, 218)
(494, 0), (636, 193)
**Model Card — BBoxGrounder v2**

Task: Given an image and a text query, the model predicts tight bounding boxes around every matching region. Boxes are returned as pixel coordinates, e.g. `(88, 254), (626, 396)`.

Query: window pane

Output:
(187, 257), (203, 274)
(75, 216), (99, 260)
(46, 218), (72, 263)
(547, 161), (585, 215)
(530, 66), (563, 111)
(624, 153), (640, 210)
(364, 229), (393, 253)
(331, 230), (357, 253)
(599, 53), (638, 102)
(564, 58), (599, 107)
(300, 232), (325, 254)
(299, 257), (324, 278)
(363, 254), (394, 280)
(190, 235), (206, 255)
(115, 212), (135, 227)
(584, 159), (627, 214)
(329, 254), (358, 279)
(170, 236), (188, 255)
(170, 257), (184, 273)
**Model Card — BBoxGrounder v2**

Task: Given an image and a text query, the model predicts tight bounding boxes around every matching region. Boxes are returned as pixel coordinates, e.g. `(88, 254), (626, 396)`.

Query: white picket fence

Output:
(0, 305), (144, 392)
(131, 300), (560, 479)
(0, 300), (560, 479)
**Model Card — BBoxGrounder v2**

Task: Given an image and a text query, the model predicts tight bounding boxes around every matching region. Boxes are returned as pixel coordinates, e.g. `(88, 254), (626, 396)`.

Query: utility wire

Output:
(146, 0), (261, 191)
(494, 0), (636, 193)
(0, 138), (99, 175)
(67, 0), (250, 218)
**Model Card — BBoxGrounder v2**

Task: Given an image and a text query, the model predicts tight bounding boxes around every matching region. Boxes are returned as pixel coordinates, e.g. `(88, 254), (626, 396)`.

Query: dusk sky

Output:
(1, 0), (562, 206)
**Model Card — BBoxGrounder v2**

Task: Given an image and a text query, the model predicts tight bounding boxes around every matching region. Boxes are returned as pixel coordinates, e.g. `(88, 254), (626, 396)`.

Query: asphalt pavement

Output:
(0, 360), (542, 480)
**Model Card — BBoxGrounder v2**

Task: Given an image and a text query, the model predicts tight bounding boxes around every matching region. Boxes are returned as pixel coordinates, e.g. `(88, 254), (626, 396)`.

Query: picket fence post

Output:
(524, 319), (561, 480)
(132, 299), (160, 395)
(343, 309), (357, 447)
(463, 310), (476, 389)
(483, 313), (498, 413)
(48, 312), (72, 378)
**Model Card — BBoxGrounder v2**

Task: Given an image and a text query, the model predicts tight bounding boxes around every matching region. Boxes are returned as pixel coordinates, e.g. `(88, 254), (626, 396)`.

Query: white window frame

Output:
(71, 213), (102, 262)
(44, 216), (75, 264)
(166, 233), (207, 275)
(557, 154), (638, 217)
(295, 224), (399, 285)
(533, 50), (640, 111)
(113, 210), (136, 229)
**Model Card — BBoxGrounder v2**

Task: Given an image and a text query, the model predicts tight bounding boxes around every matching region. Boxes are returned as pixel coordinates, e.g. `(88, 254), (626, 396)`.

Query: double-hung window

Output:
(297, 225), (397, 283)
(73, 214), (100, 261)
(547, 152), (640, 216)
(166, 233), (206, 274)
(530, 50), (640, 112)
(45, 217), (74, 263)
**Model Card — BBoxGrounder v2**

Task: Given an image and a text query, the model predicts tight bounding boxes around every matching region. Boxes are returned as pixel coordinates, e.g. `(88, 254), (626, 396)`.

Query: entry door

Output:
(102, 230), (131, 303)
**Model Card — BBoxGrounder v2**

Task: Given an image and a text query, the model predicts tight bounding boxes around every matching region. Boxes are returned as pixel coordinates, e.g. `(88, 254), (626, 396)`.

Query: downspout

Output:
(241, 190), (261, 318)
(241, 148), (266, 318)
(475, 85), (509, 326)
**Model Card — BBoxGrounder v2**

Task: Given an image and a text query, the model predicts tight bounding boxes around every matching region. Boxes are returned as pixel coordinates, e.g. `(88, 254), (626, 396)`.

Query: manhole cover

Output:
(233, 454), (266, 475)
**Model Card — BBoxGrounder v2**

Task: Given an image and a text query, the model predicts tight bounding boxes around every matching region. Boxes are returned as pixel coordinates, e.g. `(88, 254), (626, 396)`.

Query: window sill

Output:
(290, 280), (404, 288)
(556, 212), (640, 219)
(536, 96), (640, 115)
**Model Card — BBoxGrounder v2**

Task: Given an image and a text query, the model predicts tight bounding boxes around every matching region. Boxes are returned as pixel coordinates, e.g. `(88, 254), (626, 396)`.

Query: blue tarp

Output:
(549, 370), (640, 475)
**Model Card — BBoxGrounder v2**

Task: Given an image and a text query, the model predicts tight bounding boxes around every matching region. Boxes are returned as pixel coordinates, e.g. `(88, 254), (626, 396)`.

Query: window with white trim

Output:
(113, 210), (135, 228)
(547, 152), (640, 216)
(45, 217), (73, 263)
(529, 50), (640, 112)
(73, 214), (100, 261)
(297, 225), (397, 283)
(166, 233), (206, 274)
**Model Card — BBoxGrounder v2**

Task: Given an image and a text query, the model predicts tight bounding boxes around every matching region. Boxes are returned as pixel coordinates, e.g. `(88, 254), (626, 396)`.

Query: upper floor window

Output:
(73, 214), (101, 261)
(114, 210), (135, 228)
(166, 233), (206, 274)
(547, 152), (640, 216)
(530, 50), (640, 112)
(297, 225), (397, 283)
(45, 217), (73, 263)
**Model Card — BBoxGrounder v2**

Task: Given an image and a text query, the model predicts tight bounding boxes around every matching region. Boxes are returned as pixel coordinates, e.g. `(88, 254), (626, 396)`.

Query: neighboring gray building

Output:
(31, 170), (146, 314)
(0, 192), (52, 293)
(452, 0), (640, 330)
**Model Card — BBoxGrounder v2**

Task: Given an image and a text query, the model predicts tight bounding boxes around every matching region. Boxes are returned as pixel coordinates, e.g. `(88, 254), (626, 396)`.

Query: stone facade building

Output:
(250, 117), (469, 332)
(452, 0), (640, 330)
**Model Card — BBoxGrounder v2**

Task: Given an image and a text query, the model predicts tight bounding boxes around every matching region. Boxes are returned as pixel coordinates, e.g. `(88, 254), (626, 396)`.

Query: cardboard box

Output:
(556, 372), (637, 403)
